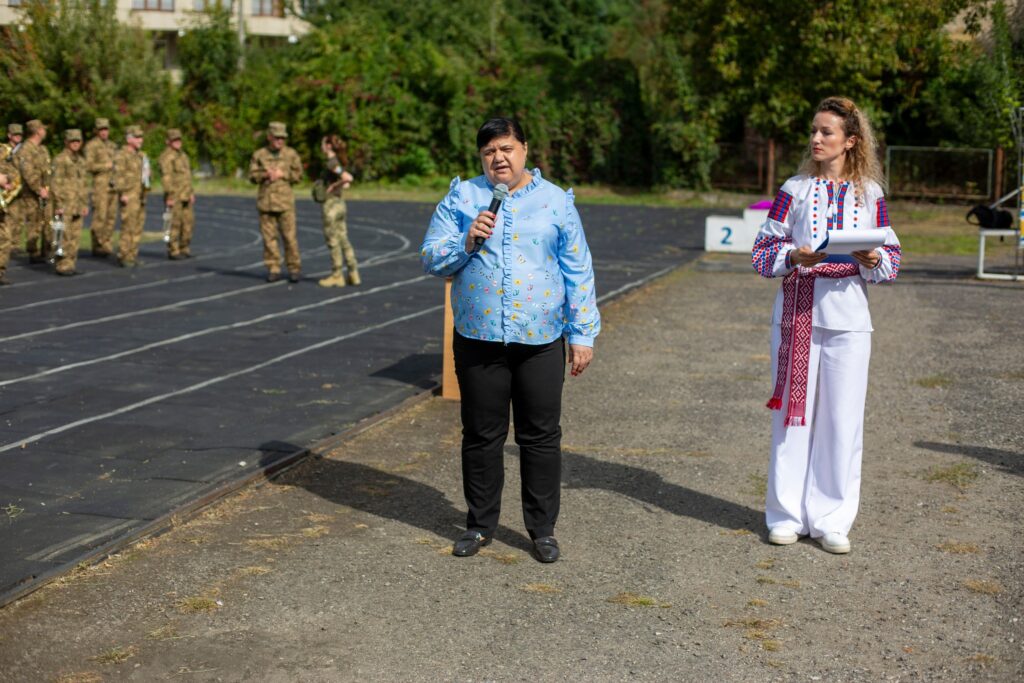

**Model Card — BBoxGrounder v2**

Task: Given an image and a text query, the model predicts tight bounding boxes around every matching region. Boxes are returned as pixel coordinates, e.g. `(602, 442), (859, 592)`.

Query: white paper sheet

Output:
(815, 228), (887, 254)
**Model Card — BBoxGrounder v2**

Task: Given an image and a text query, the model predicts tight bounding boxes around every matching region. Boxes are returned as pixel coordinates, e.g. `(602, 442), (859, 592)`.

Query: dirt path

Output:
(0, 257), (1021, 682)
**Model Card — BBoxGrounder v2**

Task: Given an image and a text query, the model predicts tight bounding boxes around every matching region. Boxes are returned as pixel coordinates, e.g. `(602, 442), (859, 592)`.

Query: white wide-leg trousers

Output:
(765, 324), (872, 538)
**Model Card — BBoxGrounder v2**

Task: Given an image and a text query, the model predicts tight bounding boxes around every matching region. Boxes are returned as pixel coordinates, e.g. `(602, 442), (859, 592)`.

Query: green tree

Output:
(0, 0), (170, 144)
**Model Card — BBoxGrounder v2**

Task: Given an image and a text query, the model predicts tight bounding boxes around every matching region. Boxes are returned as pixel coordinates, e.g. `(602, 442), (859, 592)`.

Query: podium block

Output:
(705, 214), (760, 253)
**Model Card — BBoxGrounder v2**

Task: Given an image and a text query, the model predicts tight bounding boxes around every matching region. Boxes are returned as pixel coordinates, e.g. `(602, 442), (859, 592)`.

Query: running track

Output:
(0, 196), (711, 603)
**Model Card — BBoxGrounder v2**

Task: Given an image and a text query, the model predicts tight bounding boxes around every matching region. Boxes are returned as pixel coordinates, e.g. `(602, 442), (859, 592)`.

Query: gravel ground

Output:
(0, 254), (1021, 682)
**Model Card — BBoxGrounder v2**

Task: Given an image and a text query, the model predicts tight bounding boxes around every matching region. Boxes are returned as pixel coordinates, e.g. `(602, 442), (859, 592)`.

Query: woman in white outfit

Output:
(751, 96), (901, 554)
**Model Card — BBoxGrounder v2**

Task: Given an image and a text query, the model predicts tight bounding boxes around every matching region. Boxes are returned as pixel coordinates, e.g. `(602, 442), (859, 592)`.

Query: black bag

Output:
(966, 204), (1013, 229)
(312, 179), (328, 203)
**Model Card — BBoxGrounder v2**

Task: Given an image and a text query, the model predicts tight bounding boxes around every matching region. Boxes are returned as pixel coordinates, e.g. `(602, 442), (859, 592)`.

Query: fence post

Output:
(766, 139), (776, 196)
(994, 146), (1004, 201)
(442, 277), (460, 400)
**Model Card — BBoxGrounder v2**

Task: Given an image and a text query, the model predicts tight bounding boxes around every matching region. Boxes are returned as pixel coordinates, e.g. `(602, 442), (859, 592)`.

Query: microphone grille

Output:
(493, 183), (509, 201)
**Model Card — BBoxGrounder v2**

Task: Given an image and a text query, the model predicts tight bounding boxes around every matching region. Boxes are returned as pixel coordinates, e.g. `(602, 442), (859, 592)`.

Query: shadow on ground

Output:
(915, 440), (1024, 477)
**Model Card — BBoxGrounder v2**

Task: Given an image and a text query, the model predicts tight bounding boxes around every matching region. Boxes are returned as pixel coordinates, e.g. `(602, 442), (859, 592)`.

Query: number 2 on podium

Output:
(720, 226), (733, 245)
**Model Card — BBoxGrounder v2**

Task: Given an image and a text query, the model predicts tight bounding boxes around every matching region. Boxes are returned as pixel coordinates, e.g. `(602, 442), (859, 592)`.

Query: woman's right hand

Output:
(465, 210), (496, 252)
(789, 245), (827, 268)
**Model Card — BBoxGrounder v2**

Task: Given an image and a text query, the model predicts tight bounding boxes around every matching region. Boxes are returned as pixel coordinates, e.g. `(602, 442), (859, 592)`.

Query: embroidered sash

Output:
(767, 263), (860, 426)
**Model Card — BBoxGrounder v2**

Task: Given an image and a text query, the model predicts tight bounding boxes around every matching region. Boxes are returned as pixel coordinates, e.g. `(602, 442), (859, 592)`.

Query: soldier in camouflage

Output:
(11, 120), (52, 263)
(248, 121), (303, 283)
(316, 135), (360, 288)
(0, 124), (21, 284)
(84, 118), (119, 257)
(158, 128), (196, 259)
(50, 129), (90, 276)
(113, 125), (148, 268)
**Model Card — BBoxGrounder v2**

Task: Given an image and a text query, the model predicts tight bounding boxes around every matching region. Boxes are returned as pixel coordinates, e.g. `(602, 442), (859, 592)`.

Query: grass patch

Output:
(478, 549), (520, 565)
(90, 645), (137, 665)
(304, 513), (334, 524)
(176, 596), (219, 613)
(942, 506), (960, 514)
(915, 375), (952, 389)
(761, 640), (782, 652)
(925, 463), (979, 490)
(747, 599), (769, 608)
(963, 579), (1002, 595)
(965, 653), (995, 668)
(607, 592), (658, 607)
(246, 536), (291, 551)
(719, 528), (755, 537)
(755, 558), (776, 570)
(146, 624), (185, 641)
(3, 503), (24, 521)
(55, 673), (103, 683)
(756, 576), (801, 588)
(937, 541), (980, 554)
(521, 583), (562, 594)
(301, 525), (330, 538)
(236, 565), (272, 577)
(747, 473), (768, 499)
(258, 388), (288, 395)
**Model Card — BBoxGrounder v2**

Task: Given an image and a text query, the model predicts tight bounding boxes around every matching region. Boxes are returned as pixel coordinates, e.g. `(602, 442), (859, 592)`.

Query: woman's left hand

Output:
(567, 344), (593, 377)
(852, 249), (881, 269)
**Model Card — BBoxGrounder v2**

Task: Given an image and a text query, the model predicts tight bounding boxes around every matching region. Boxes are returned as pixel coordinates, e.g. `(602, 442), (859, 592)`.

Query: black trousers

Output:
(453, 332), (565, 540)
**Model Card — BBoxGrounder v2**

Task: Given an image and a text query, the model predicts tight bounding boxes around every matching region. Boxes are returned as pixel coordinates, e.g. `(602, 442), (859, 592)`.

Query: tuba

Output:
(0, 142), (21, 211)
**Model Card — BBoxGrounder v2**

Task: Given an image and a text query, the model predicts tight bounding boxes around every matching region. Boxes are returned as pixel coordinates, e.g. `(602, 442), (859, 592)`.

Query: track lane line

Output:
(0, 304), (443, 454)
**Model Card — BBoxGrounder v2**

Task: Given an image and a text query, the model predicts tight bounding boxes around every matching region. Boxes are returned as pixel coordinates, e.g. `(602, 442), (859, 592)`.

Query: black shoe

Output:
(288, 271), (301, 283)
(0, 274), (10, 286)
(29, 254), (46, 264)
(452, 531), (492, 557)
(267, 271), (281, 283)
(118, 260), (135, 268)
(181, 252), (193, 258)
(56, 269), (76, 277)
(92, 250), (111, 258)
(532, 536), (560, 563)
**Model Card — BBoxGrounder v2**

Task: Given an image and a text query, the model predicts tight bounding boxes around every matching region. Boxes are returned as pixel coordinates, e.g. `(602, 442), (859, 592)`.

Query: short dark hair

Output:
(476, 118), (526, 150)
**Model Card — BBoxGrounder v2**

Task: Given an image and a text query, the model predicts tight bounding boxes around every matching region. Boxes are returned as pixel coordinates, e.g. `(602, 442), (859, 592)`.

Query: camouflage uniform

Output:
(113, 125), (148, 266)
(0, 125), (22, 284)
(50, 130), (89, 275)
(84, 118), (119, 256)
(158, 129), (195, 258)
(248, 122), (303, 280)
(10, 121), (52, 262)
(318, 155), (360, 288)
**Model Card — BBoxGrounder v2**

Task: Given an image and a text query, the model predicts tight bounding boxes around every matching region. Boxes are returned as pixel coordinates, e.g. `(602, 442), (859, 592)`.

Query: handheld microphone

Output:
(474, 183), (509, 249)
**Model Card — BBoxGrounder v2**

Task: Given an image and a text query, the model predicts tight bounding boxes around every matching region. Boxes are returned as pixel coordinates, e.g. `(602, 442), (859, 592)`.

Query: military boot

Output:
(318, 271), (345, 288)
(346, 268), (361, 286)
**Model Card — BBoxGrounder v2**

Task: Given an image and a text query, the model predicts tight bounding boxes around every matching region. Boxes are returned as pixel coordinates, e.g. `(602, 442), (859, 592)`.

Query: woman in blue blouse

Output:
(421, 118), (600, 563)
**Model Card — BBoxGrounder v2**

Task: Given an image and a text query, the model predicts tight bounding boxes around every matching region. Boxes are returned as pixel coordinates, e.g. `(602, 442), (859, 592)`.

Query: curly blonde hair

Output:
(799, 96), (886, 197)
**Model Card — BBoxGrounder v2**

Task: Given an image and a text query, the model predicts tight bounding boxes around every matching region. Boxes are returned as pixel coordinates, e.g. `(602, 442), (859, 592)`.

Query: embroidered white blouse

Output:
(752, 174), (902, 332)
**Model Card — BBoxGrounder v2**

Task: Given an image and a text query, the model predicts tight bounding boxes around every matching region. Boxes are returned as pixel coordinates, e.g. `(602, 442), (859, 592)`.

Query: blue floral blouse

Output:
(421, 169), (600, 347)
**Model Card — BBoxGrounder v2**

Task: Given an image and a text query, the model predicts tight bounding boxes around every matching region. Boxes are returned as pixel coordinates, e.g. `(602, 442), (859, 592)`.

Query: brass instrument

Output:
(0, 142), (21, 211)
(49, 215), (65, 265)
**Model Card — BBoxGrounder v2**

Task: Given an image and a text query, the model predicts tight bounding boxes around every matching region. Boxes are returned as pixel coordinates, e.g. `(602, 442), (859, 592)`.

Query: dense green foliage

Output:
(0, 0), (172, 159)
(1, 0), (1022, 189)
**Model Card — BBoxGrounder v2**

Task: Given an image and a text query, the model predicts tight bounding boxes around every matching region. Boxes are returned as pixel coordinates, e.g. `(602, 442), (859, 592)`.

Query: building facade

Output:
(0, 0), (310, 73)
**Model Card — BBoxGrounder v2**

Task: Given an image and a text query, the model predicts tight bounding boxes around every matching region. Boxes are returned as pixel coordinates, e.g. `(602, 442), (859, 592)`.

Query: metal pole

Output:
(237, 0), (245, 69)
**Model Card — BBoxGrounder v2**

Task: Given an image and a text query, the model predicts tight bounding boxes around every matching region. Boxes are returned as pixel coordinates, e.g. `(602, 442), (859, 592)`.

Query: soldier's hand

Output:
(120, 195), (128, 205)
(166, 198), (174, 208)
(39, 187), (49, 200)
(83, 207), (89, 217)
(0, 173), (8, 189)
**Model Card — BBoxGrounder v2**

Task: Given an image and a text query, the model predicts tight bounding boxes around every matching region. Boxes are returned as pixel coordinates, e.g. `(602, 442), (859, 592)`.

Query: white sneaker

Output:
(817, 532), (851, 554)
(768, 528), (799, 545)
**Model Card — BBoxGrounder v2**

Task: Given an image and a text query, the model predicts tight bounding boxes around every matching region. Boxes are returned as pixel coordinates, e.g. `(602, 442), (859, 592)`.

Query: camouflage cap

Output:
(166, 128), (182, 141)
(7, 123), (23, 136)
(267, 121), (288, 138)
(95, 117), (110, 131)
(64, 129), (83, 143)
(126, 124), (144, 138)
(25, 119), (45, 135)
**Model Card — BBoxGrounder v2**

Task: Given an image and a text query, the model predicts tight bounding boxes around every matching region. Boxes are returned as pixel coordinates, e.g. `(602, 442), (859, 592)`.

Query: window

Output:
(8, 0), (21, 6)
(193, 0), (228, 9)
(252, 0), (283, 17)
(132, 0), (174, 9)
